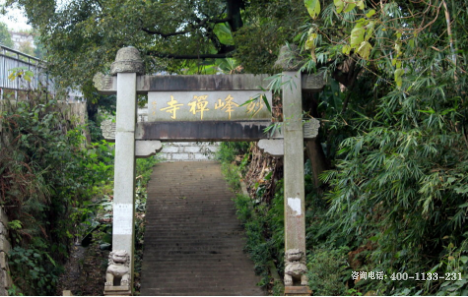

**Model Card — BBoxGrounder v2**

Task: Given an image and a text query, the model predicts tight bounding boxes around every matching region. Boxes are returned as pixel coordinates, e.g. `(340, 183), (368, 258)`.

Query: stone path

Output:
(141, 161), (264, 296)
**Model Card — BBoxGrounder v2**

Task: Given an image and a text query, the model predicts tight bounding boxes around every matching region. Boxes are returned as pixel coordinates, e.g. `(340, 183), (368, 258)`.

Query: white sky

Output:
(0, 0), (70, 31)
(0, 3), (32, 31)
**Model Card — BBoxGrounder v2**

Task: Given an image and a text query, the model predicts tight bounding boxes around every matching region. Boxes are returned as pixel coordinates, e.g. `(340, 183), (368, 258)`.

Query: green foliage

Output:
(213, 23), (234, 46)
(7, 284), (23, 296)
(233, 178), (284, 289)
(221, 162), (242, 192)
(8, 67), (34, 82)
(218, 142), (251, 191)
(0, 21), (13, 47)
(433, 236), (468, 296)
(242, 193), (285, 288)
(219, 143), (285, 291)
(233, 194), (252, 224)
(136, 157), (159, 188)
(217, 142), (250, 164)
(271, 280), (284, 296)
(0, 92), (114, 294)
(294, 1), (468, 295)
(304, 0), (321, 19)
(3, 0), (310, 85)
(9, 240), (62, 295)
(306, 247), (351, 295)
(4, 1), (468, 296)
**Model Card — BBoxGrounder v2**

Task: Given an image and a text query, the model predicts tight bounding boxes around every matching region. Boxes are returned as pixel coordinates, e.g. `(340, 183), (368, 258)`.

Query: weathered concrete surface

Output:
(135, 121), (275, 141)
(110, 46), (145, 75)
(110, 48), (141, 292)
(141, 162), (264, 296)
(135, 141), (163, 158)
(303, 119), (320, 138)
(282, 71), (307, 262)
(285, 286), (313, 296)
(101, 120), (319, 142)
(93, 73), (325, 95)
(258, 139), (284, 156)
(100, 119), (116, 141)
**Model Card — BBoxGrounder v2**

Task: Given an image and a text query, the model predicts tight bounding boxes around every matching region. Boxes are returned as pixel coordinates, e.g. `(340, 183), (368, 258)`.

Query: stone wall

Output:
(0, 207), (11, 296)
(58, 101), (87, 126)
(159, 142), (219, 161)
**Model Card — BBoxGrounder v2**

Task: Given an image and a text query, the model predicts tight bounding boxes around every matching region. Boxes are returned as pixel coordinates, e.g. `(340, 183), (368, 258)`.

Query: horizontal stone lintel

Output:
(136, 121), (276, 141)
(93, 73), (324, 94)
(102, 119), (319, 142)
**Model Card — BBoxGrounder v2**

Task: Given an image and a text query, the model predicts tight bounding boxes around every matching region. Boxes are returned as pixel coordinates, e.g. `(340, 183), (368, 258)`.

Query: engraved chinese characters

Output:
(148, 91), (272, 121)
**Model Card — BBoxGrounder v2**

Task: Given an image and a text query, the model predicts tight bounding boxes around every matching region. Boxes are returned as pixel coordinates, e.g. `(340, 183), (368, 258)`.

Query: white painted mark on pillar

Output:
(113, 203), (133, 235)
(287, 198), (302, 216)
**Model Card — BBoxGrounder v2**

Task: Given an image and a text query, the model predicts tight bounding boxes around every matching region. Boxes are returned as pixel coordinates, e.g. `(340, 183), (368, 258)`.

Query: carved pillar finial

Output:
(274, 44), (304, 71)
(111, 46), (145, 76)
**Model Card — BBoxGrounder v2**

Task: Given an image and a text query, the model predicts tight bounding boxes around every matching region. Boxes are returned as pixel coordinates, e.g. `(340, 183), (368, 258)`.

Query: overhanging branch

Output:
(147, 51), (234, 60)
(142, 28), (190, 38)
(142, 17), (231, 39)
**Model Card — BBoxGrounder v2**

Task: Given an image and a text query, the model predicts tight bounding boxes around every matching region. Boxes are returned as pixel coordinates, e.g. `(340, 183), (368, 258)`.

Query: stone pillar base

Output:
(104, 285), (131, 296)
(284, 286), (312, 296)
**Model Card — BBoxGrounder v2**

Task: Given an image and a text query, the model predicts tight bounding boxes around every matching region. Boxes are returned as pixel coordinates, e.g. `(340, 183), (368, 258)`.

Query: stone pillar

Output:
(105, 47), (144, 296)
(276, 45), (311, 296)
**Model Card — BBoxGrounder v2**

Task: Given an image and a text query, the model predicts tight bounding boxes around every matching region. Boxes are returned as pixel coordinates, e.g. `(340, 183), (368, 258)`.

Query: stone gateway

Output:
(95, 46), (324, 296)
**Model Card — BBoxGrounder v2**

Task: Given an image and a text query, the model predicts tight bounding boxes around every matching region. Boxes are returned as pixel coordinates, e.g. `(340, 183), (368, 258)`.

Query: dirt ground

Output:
(56, 244), (109, 296)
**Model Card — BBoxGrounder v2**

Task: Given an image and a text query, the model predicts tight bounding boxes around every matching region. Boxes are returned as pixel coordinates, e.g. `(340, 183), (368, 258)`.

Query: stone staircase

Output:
(141, 161), (264, 296)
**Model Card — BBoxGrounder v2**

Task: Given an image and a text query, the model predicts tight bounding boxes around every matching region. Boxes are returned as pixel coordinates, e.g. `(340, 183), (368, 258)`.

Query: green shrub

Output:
(216, 142), (250, 163)
(0, 97), (115, 295)
(306, 247), (351, 296)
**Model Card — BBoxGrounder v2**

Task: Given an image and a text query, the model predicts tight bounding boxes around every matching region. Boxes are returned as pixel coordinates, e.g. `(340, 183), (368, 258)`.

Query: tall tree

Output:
(299, 0), (468, 295)
(2, 0), (307, 87)
(0, 21), (13, 47)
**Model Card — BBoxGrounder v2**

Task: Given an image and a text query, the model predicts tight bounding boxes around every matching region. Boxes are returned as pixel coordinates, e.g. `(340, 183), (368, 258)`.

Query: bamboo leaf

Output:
(213, 23), (234, 45)
(334, 0), (344, 13)
(365, 21), (375, 41)
(344, 2), (356, 13)
(394, 69), (404, 89)
(342, 44), (351, 55)
(304, 0), (321, 19)
(305, 31), (318, 51)
(356, 41), (372, 59)
(262, 94), (271, 113)
(350, 23), (366, 49)
(357, 0), (365, 10)
(366, 9), (376, 17)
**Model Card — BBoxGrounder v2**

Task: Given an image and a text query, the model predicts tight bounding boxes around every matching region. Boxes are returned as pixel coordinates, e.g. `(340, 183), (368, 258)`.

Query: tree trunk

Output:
(305, 138), (329, 188)
(302, 91), (330, 187)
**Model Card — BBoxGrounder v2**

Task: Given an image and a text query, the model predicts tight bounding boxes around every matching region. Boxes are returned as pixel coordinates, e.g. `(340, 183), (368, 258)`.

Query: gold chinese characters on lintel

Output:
(148, 91), (272, 122)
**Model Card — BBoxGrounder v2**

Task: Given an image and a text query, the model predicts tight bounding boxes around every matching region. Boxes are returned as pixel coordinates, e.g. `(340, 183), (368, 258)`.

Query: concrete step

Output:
(141, 161), (264, 296)
(142, 270), (259, 278)
(143, 287), (263, 295)
(144, 232), (244, 236)
(141, 257), (252, 263)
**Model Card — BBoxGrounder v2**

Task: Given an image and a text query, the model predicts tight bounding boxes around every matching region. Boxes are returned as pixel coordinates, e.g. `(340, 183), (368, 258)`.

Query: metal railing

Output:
(0, 45), (82, 101)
